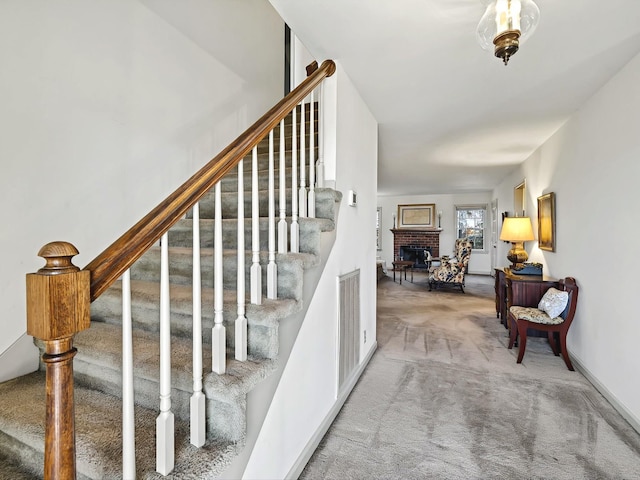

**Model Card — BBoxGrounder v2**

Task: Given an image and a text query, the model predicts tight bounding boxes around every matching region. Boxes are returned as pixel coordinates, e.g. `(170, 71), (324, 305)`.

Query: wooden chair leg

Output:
(559, 332), (574, 371)
(516, 320), (528, 364)
(508, 315), (518, 349)
(548, 331), (560, 356)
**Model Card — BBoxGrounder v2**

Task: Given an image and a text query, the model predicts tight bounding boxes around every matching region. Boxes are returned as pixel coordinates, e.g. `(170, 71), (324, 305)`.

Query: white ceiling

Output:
(269, 0), (640, 195)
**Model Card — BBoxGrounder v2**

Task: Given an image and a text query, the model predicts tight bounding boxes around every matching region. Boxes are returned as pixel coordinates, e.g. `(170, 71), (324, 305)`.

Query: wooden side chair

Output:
(507, 277), (579, 370)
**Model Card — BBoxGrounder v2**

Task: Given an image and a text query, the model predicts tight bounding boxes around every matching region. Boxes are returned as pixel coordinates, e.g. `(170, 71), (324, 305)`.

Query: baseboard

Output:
(285, 341), (377, 480)
(571, 353), (640, 434)
(0, 334), (39, 383)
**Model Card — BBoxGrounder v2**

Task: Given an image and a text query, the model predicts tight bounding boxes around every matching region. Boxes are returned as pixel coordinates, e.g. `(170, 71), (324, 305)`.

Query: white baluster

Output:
(309, 90), (316, 218)
(317, 83), (325, 189)
(236, 160), (248, 361)
(278, 119), (288, 253)
(250, 146), (262, 305)
(156, 232), (174, 476)
(122, 269), (136, 479)
(291, 107), (300, 253)
(212, 182), (226, 374)
(190, 202), (205, 447)
(299, 102), (307, 217)
(267, 130), (278, 299)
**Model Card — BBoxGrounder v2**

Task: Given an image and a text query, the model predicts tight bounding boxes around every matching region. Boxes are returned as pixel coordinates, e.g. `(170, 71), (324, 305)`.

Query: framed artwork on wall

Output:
(514, 180), (526, 216)
(537, 192), (556, 252)
(397, 203), (436, 229)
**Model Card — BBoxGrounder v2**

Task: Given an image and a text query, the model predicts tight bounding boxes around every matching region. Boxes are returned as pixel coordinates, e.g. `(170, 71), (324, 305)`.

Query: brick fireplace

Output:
(391, 228), (441, 269)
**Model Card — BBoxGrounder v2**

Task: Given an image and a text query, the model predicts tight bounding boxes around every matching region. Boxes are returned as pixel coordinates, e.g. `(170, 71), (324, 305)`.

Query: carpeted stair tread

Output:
(194, 189), (305, 219)
(178, 216), (335, 234)
(192, 187), (340, 220)
(219, 166), (300, 192)
(132, 246), (320, 288)
(202, 353), (278, 402)
(255, 133), (317, 152)
(0, 451), (36, 479)
(213, 151), (317, 187)
(300, 215), (336, 233)
(157, 244), (320, 268)
(168, 216), (332, 253)
(92, 278), (301, 330)
(73, 322), (277, 402)
(237, 147), (317, 162)
(0, 372), (238, 479)
(219, 148), (316, 172)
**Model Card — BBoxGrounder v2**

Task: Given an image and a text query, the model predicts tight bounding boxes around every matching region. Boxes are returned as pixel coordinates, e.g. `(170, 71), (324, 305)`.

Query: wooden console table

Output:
(494, 268), (558, 329)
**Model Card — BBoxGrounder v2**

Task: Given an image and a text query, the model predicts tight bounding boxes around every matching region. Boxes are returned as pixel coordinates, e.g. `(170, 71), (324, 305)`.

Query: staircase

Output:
(0, 100), (342, 478)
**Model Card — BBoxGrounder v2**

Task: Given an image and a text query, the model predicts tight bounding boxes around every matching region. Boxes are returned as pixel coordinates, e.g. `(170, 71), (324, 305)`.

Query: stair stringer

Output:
(217, 202), (341, 480)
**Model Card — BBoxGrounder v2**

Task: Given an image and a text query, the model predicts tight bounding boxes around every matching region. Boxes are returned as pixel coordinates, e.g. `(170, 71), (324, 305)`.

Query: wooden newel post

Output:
(26, 242), (91, 480)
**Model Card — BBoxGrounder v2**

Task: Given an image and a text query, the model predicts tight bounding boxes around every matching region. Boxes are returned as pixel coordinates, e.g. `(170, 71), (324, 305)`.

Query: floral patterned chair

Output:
(428, 238), (473, 293)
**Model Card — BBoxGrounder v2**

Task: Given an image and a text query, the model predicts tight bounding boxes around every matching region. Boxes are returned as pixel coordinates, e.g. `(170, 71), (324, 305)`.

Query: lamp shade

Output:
(500, 217), (534, 242)
(476, 0), (540, 64)
(476, 0), (540, 49)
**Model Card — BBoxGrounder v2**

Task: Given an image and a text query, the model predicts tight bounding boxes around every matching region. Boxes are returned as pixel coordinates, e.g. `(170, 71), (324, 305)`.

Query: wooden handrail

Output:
(85, 59), (336, 301)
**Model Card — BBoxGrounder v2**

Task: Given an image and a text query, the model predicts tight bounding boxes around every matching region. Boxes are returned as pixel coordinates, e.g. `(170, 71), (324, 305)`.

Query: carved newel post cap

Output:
(27, 241), (90, 341)
(37, 241), (81, 275)
(306, 60), (319, 76)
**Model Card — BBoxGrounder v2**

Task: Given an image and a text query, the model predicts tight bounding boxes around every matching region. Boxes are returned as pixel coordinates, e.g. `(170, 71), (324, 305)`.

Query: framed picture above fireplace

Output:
(397, 203), (436, 229)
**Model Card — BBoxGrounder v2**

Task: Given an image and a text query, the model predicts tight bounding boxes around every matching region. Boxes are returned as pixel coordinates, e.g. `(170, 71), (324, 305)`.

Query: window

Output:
(456, 205), (486, 250)
(376, 207), (382, 250)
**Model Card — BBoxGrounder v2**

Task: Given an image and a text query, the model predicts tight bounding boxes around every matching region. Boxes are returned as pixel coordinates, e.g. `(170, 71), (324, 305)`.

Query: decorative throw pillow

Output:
(538, 287), (569, 319)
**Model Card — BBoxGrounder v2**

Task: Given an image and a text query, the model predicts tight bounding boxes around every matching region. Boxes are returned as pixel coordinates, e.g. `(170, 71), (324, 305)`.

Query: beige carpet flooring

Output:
(300, 273), (640, 479)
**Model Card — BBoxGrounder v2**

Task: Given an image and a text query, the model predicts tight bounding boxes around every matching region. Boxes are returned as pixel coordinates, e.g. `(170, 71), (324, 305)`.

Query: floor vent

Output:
(337, 269), (360, 395)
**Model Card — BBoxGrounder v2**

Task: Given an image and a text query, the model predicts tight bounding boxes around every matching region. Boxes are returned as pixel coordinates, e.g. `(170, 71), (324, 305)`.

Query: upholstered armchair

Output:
(428, 238), (473, 293)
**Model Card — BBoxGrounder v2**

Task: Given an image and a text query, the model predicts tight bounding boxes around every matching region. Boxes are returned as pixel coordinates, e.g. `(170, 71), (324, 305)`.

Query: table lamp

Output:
(499, 217), (534, 268)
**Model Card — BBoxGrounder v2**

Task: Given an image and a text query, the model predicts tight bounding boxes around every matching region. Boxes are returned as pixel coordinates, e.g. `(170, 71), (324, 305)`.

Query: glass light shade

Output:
(476, 0), (540, 60)
(499, 217), (534, 242)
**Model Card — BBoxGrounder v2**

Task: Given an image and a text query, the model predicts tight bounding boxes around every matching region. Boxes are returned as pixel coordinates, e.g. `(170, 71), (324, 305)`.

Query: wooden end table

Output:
(392, 260), (414, 284)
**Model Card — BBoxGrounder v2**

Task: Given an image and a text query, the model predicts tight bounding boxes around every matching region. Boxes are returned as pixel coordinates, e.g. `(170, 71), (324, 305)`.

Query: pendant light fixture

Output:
(476, 0), (540, 65)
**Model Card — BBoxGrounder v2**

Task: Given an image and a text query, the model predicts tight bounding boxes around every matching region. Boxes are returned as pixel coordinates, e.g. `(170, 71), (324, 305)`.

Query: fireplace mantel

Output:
(390, 228), (442, 234)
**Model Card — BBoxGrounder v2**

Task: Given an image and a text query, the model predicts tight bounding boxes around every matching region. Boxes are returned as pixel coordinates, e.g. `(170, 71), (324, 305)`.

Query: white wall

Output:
(493, 52), (640, 427)
(292, 35), (314, 89)
(242, 61), (378, 479)
(0, 0), (283, 377)
(377, 192), (493, 275)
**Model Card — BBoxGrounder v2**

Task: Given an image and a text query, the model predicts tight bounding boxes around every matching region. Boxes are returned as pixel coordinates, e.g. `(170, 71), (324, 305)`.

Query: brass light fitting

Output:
(493, 30), (520, 65)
